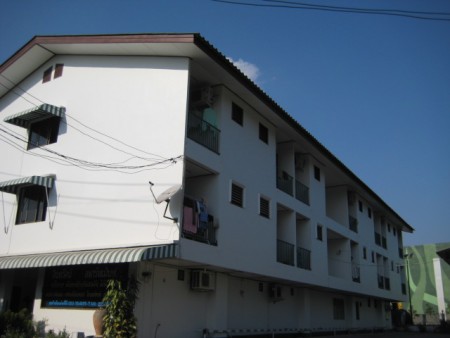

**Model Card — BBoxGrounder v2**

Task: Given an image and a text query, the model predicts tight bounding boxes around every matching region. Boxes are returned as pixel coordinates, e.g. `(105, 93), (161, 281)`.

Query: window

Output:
(259, 123), (268, 144)
(388, 223), (391, 232)
(4, 104), (65, 150)
(363, 247), (367, 260)
(371, 251), (375, 263)
(355, 301), (360, 320)
(231, 182), (244, 207)
(391, 261), (394, 271)
(16, 185), (48, 224)
(368, 207), (372, 219)
(54, 64), (64, 79)
(393, 228), (397, 236)
(358, 201), (363, 212)
(259, 196), (270, 218)
(333, 298), (345, 320)
(314, 166), (320, 181)
(316, 224), (323, 241)
(42, 66), (53, 83)
(231, 102), (243, 125)
(28, 116), (60, 150)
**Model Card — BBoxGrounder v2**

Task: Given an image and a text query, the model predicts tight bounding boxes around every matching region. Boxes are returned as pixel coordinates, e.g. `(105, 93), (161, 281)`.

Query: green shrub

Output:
(0, 309), (36, 338)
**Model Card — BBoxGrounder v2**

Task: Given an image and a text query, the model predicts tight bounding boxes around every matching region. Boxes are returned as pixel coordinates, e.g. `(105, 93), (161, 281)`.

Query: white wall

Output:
(0, 55), (189, 255)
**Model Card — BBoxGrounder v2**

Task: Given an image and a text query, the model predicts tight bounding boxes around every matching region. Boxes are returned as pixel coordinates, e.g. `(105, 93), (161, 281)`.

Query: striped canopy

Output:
(0, 175), (55, 195)
(4, 104), (65, 128)
(0, 244), (177, 269)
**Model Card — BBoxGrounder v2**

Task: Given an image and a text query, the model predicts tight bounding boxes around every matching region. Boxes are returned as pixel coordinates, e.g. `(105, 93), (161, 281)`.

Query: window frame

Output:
(15, 185), (48, 225)
(259, 195), (270, 218)
(230, 182), (244, 208)
(259, 123), (269, 144)
(27, 116), (61, 150)
(231, 102), (244, 126)
(314, 166), (320, 181)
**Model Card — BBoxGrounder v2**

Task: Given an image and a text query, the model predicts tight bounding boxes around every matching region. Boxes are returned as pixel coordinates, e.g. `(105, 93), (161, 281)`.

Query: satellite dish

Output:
(155, 184), (182, 204)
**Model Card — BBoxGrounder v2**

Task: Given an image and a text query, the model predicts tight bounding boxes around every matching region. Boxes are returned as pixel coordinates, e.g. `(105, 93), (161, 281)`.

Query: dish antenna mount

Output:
(149, 181), (181, 222)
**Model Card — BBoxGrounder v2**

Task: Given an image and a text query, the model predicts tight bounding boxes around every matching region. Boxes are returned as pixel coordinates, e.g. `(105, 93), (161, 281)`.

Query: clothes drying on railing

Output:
(183, 197), (209, 234)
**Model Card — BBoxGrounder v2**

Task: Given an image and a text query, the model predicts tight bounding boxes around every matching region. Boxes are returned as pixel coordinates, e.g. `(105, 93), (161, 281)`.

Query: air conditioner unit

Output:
(190, 86), (213, 108)
(190, 270), (215, 291)
(268, 283), (283, 302)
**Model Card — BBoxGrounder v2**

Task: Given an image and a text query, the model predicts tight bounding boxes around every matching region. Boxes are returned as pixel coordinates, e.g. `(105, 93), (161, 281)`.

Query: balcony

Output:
(277, 172), (293, 196)
(382, 236), (387, 249)
(349, 216), (358, 233)
(297, 246), (311, 270)
(377, 274), (384, 289)
(182, 198), (217, 246)
(277, 239), (295, 266)
(187, 112), (220, 153)
(295, 180), (309, 205)
(352, 263), (361, 283)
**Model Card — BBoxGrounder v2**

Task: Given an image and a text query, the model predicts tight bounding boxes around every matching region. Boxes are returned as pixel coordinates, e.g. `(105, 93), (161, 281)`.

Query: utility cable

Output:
(212, 0), (450, 22)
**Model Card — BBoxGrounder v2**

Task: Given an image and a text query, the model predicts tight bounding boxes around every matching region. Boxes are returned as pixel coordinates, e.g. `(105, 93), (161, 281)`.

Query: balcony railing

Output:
(382, 236), (387, 249)
(352, 263), (361, 283)
(182, 209), (217, 246)
(277, 172), (293, 196)
(277, 239), (295, 266)
(377, 274), (384, 289)
(295, 180), (309, 205)
(349, 216), (358, 233)
(187, 112), (220, 153)
(375, 232), (381, 246)
(297, 246), (311, 270)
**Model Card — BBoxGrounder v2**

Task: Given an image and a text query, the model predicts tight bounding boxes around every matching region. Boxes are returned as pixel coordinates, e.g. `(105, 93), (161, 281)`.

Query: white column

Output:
(433, 258), (447, 321)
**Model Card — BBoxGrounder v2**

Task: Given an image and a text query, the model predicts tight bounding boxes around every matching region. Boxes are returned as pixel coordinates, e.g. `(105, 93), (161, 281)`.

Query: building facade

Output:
(403, 243), (450, 325)
(0, 34), (413, 337)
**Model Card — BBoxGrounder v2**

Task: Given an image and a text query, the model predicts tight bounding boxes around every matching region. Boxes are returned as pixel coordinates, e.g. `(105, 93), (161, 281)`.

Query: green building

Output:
(404, 243), (450, 324)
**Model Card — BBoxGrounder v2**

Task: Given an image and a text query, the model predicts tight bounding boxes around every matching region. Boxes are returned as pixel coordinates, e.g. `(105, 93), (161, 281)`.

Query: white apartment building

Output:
(0, 34), (413, 338)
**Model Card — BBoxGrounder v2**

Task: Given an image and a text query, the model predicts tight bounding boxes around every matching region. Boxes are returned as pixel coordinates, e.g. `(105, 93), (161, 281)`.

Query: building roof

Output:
(0, 33), (414, 233)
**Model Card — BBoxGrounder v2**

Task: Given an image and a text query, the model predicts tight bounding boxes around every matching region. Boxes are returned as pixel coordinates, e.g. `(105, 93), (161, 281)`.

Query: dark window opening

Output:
(42, 66), (53, 83)
(259, 123), (268, 144)
(358, 201), (363, 212)
(28, 116), (60, 150)
(54, 64), (64, 79)
(231, 102), (243, 126)
(314, 166), (320, 181)
(259, 196), (270, 218)
(16, 185), (47, 225)
(231, 183), (244, 207)
(317, 224), (323, 241)
(368, 208), (372, 218)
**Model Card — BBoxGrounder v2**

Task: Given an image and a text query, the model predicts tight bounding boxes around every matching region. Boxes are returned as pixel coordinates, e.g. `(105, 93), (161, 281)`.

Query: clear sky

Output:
(1, 0), (449, 246)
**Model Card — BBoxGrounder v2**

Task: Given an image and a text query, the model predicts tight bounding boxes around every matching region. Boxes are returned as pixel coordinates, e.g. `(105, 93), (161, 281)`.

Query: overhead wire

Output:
(212, 0), (450, 21)
(0, 73), (171, 162)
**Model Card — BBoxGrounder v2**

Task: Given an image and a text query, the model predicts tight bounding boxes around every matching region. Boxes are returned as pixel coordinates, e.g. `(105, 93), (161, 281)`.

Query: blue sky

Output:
(1, 0), (449, 246)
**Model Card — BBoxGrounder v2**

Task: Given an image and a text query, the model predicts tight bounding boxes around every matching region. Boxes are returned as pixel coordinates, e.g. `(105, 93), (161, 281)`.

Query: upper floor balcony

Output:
(276, 171), (310, 205)
(182, 196), (217, 246)
(187, 111), (220, 154)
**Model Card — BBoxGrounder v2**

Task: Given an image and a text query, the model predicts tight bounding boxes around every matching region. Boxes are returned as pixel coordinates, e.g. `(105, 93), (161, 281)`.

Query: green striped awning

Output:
(4, 104), (65, 128)
(0, 175), (55, 195)
(0, 244), (178, 269)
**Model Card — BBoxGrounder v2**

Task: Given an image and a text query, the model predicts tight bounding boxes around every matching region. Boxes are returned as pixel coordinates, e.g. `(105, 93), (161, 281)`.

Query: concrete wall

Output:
(0, 55), (189, 255)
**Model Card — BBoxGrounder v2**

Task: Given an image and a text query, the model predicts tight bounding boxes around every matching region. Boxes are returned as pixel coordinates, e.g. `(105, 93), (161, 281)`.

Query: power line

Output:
(212, 0), (450, 22)
(0, 74), (171, 161)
